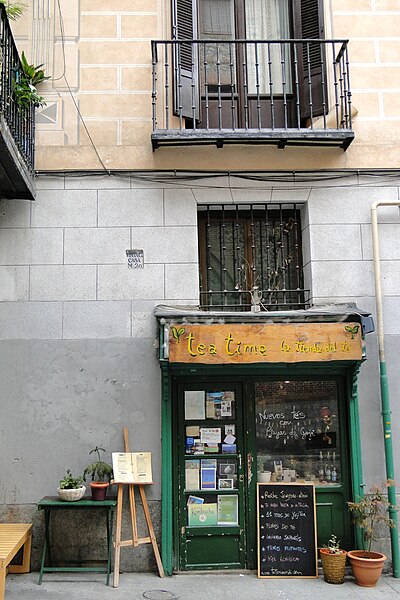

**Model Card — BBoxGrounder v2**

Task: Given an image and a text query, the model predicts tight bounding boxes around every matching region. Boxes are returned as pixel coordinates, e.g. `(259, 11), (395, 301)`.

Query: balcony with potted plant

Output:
(0, 2), (48, 200)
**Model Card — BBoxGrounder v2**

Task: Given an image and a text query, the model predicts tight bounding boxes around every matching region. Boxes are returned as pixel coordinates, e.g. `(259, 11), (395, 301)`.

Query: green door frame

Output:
(160, 360), (364, 575)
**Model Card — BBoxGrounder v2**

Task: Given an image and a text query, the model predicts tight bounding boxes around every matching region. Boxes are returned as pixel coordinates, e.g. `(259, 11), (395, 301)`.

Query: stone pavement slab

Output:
(4, 572), (400, 600)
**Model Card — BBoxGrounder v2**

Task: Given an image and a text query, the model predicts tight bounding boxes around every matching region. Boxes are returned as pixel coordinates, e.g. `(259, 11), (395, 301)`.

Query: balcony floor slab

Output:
(151, 128), (355, 151)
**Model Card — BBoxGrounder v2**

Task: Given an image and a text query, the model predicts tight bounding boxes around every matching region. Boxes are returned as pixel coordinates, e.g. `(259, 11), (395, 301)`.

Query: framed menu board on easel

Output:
(112, 451), (153, 484)
(112, 430), (164, 587)
(257, 482), (318, 578)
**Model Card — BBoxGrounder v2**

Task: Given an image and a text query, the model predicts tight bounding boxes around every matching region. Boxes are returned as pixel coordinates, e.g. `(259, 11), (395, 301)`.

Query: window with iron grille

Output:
(198, 204), (309, 311)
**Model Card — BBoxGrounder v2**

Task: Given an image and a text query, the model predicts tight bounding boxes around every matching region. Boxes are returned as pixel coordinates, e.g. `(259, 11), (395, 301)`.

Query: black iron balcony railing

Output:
(0, 4), (35, 173)
(151, 38), (354, 150)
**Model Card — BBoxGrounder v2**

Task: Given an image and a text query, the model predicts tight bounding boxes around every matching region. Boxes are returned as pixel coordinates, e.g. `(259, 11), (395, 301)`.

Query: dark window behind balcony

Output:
(195, 0), (293, 129)
(198, 204), (309, 311)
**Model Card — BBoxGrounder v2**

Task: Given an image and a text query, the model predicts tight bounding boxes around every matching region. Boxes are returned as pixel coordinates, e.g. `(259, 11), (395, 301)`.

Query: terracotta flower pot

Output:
(90, 481), (109, 501)
(347, 550), (387, 587)
(320, 547), (347, 584)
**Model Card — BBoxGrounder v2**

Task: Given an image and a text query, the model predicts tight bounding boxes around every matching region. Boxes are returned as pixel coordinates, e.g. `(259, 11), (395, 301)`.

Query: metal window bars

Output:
(198, 203), (309, 311)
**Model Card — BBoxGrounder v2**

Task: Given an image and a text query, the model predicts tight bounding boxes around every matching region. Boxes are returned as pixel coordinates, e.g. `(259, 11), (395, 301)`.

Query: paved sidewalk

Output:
(4, 571), (400, 600)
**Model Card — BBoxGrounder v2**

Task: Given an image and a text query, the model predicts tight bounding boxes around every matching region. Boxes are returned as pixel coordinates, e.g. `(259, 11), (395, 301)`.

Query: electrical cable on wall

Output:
(52, 0), (110, 174)
(37, 168), (400, 191)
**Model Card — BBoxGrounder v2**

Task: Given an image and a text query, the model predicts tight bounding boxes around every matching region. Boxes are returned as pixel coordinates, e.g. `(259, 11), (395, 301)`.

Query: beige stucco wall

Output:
(10, 0), (400, 171)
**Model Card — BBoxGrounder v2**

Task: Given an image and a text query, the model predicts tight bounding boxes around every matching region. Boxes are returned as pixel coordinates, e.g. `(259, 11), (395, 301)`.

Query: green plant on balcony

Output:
(12, 51), (49, 110)
(0, 1), (27, 21)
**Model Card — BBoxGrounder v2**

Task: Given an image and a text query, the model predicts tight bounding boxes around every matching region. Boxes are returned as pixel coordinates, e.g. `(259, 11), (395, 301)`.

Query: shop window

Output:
(255, 380), (341, 485)
(198, 203), (308, 311)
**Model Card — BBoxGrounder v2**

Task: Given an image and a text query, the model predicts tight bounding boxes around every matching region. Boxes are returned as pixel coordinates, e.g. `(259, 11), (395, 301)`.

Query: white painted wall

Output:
(1, 172), (399, 566)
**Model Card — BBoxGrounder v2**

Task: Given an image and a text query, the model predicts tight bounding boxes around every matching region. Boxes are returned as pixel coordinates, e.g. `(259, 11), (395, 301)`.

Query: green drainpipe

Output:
(160, 361), (173, 575)
(371, 200), (400, 578)
(379, 360), (399, 576)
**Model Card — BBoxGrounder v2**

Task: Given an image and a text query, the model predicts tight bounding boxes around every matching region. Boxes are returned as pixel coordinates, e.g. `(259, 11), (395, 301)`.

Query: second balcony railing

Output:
(0, 4), (35, 173)
(151, 38), (354, 150)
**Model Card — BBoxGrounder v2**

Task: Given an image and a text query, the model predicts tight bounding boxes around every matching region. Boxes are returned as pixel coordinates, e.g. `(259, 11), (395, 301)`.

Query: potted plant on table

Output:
(57, 469), (86, 502)
(320, 534), (347, 584)
(347, 480), (396, 587)
(83, 446), (113, 501)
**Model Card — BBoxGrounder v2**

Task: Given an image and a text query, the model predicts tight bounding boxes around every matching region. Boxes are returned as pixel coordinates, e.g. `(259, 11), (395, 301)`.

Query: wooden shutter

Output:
(292, 0), (326, 121)
(172, 0), (200, 120)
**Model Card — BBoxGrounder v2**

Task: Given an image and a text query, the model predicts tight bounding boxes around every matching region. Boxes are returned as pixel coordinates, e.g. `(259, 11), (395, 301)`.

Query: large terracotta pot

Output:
(347, 550), (386, 587)
(320, 548), (347, 584)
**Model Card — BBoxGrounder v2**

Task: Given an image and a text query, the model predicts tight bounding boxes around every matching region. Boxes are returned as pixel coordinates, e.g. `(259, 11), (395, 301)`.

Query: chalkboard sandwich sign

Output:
(257, 482), (318, 578)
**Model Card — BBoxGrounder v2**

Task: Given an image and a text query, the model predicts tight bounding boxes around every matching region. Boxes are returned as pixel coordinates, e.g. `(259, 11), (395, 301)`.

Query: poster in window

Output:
(185, 391), (206, 420)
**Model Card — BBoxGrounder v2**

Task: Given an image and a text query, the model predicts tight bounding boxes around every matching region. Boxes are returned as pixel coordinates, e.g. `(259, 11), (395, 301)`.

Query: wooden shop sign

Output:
(168, 322), (362, 364)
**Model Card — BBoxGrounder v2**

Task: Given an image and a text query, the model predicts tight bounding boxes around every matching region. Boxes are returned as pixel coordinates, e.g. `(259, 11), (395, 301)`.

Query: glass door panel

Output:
(196, 0), (294, 129)
(254, 379), (352, 549)
(255, 380), (341, 485)
(198, 0), (237, 129)
(199, 0), (236, 91)
(245, 0), (292, 95)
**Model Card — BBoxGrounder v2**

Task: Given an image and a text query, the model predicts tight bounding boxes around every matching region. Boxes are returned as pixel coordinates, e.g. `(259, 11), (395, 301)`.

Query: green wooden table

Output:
(37, 496), (117, 585)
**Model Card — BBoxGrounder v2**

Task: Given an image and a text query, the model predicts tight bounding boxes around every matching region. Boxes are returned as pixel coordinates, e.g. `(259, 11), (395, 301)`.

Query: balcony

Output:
(151, 39), (354, 151)
(0, 4), (36, 200)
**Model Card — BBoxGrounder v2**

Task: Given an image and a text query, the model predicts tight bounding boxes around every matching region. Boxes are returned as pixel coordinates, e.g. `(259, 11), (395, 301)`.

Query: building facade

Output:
(1, 0), (400, 575)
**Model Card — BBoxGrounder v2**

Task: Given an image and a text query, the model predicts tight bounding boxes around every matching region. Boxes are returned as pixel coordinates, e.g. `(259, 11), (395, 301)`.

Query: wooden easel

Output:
(113, 428), (164, 587)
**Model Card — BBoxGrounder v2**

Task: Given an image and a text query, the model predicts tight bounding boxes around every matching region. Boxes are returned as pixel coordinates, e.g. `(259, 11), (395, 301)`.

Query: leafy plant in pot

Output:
(57, 469), (86, 502)
(320, 534), (347, 584)
(12, 51), (49, 111)
(83, 446), (113, 501)
(347, 480), (396, 587)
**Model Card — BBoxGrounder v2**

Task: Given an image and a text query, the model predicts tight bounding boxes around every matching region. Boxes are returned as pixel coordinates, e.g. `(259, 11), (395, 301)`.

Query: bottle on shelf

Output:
(331, 451), (338, 483)
(318, 451), (324, 482)
(325, 462), (331, 482)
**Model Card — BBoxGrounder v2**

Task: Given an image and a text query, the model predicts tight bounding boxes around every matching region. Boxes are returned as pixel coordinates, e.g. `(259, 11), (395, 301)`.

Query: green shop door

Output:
(175, 382), (246, 570)
(173, 376), (353, 571)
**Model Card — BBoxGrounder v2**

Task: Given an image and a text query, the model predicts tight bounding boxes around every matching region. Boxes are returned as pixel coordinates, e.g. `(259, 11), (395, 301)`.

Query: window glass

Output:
(255, 380), (341, 486)
(199, 0), (235, 36)
(199, 0), (236, 90)
(245, 0), (292, 94)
